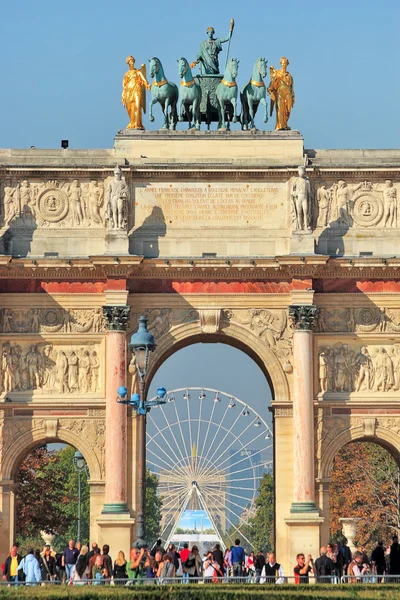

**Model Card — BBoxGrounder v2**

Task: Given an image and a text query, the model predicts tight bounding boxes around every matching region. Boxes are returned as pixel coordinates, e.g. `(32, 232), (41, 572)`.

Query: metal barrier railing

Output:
(3, 573), (400, 586)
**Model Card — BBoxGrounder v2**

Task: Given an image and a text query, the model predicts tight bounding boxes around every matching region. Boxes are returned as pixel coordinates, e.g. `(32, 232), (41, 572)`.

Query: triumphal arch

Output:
(0, 127), (400, 572)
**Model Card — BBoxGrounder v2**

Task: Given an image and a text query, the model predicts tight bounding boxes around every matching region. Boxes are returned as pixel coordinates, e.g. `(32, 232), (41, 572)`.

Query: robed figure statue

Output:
(268, 56), (295, 131)
(191, 23), (234, 75)
(122, 55), (151, 130)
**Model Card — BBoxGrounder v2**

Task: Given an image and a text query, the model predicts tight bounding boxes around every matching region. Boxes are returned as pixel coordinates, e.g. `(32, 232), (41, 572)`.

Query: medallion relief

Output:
(316, 306), (400, 333)
(1, 178), (109, 228)
(314, 180), (399, 229)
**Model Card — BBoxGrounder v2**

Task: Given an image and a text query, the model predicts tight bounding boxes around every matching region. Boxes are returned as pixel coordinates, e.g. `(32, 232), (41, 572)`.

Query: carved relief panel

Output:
(0, 341), (102, 396)
(317, 341), (400, 395)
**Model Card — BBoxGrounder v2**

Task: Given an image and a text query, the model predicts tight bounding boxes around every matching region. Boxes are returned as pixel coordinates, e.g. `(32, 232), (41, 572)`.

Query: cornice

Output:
(1, 255), (400, 280)
(1, 165), (399, 180)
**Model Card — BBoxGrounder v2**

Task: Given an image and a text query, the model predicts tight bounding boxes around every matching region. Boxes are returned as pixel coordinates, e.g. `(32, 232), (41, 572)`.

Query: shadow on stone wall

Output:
(315, 212), (351, 257)
(0, 208), (37, 257)
(129, 206), (166, 258)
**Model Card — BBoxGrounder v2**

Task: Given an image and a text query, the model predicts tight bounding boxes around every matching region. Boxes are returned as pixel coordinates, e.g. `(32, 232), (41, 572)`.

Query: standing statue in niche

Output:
(107, 166), (129, 230)
(318, 350), (328, 393)
(268, 57), (294, 130)
(290, 166), (312, 231)
(122, 55), (150, 130)
(382, 180), (397, 228)
(316, 184), (331, 228)
(26, 345), (41, 389)
(191, 22), (234, 75)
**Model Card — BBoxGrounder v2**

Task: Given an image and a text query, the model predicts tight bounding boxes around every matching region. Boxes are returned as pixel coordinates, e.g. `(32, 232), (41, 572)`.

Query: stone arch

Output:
(145, 319), (290, 402)
(321, 423), (400, 480)
(2, 425), (102, 482)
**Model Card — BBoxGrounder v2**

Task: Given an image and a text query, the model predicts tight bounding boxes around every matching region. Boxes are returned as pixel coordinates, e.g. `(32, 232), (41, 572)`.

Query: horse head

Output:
(149, 57), (161, 79)
(228, 57), (239, 79)
(178, 57), (189, 79)
(257, 57), (267, 79)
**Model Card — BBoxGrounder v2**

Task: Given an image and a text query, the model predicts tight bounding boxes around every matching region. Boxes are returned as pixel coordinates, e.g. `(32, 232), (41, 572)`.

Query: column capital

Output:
(289, 305), (318, 331)
(102, 305), (131, 332)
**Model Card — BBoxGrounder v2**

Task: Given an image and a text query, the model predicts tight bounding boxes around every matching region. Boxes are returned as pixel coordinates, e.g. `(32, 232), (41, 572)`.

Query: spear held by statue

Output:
(224, 18), (235, 70)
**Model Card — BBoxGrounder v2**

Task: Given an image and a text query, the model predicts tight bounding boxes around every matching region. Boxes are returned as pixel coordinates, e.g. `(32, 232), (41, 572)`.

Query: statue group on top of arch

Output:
(121, 20), (294, 132)
(318, 342), (400, 394)
(0, 342), (100, 395)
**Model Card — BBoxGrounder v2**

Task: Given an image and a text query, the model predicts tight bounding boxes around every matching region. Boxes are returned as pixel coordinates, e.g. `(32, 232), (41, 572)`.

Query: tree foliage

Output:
(146, 469), (162, 546)
(16, 445), (89, 551)
(225, 473), (274, 552)
(330, 441), (400, 551)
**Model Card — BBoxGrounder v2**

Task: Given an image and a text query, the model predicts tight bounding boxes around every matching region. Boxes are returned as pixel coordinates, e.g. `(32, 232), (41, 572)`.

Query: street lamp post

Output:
(72, 450), (88, 543)
(117, 315), (166, 549)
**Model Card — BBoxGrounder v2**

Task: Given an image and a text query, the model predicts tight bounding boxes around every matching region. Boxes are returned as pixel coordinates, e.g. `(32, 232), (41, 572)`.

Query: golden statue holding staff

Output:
(122, 55), (151, 130)
(268, 56), (294, 131)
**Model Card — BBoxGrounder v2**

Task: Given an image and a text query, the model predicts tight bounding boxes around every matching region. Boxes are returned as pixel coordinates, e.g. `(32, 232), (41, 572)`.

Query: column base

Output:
(101, 502), (129, 515)
(285, 512), (324, 572)
(290, 501), (318, 513)
(96, 514), (135, 557)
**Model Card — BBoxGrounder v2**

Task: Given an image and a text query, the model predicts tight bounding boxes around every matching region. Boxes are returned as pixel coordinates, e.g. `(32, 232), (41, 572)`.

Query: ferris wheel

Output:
(146, 387), (273, 549)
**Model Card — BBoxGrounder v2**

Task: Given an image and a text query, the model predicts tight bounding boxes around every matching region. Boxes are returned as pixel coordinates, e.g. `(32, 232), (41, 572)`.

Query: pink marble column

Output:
(102, 306), (130, 514)
(289, 305), (318, 512)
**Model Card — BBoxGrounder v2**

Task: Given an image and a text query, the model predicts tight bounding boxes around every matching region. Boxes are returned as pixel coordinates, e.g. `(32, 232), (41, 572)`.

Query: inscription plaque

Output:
(134, 183), (287, 230)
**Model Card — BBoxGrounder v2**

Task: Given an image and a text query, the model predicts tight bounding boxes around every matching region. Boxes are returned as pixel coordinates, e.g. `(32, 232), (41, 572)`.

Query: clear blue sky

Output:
(1, 0), (399, 149)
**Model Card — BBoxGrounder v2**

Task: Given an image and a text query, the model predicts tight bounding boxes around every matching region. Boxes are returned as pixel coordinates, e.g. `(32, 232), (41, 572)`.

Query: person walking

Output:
(73, 545), (89, 585)
(113, 551), (128, 585)
(62, 539), (79, 583)
(231, 539), (245, 581)
(184, 546), (203, 582)
(390, 535), (400, 580)
(101, 545), (112, 581)
(19, 549), (41, 585)
(3, 545), (21, 585)
(40, 545), (57, 583)
(371, 541), (386, 582)
(160, 553), (176, 582)
(254, 550), (265, 583)
(315, 547), (335, 583)
(263, 552), (284, 584)
(180, 543), (190, 583)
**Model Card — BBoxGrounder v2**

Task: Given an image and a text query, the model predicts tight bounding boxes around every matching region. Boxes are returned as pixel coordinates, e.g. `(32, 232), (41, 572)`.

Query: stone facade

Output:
(0, 131), (399, 572)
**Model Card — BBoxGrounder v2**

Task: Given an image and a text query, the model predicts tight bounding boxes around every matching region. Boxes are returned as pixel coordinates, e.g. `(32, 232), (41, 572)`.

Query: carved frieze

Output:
(0, 342), (101, 395)
(1, 178), (107, 229)
(314, 180), (399, 229)
(318, 342), (400, 394)
(0, 308), (105, 335)
(316, 306), (400, 333)
(143, 308), (172, 339)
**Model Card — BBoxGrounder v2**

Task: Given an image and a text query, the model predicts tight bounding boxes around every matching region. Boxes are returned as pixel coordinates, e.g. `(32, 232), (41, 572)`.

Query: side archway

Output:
(145, 320), (291, 403)
(2, 426), (102, 482)
(321, 423), (400, 481)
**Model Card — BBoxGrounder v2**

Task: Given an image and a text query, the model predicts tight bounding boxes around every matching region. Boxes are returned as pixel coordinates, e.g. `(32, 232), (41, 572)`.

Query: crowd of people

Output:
(295, 536), (400, 583)
(3, 535), (400, 585)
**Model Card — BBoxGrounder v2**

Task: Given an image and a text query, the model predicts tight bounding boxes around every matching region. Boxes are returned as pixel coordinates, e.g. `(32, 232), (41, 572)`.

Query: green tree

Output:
(16, 445), (90, 551)
(246, 473), (274, 552)
(146, 469), (162, 546)
(224, 473), (274, 553)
